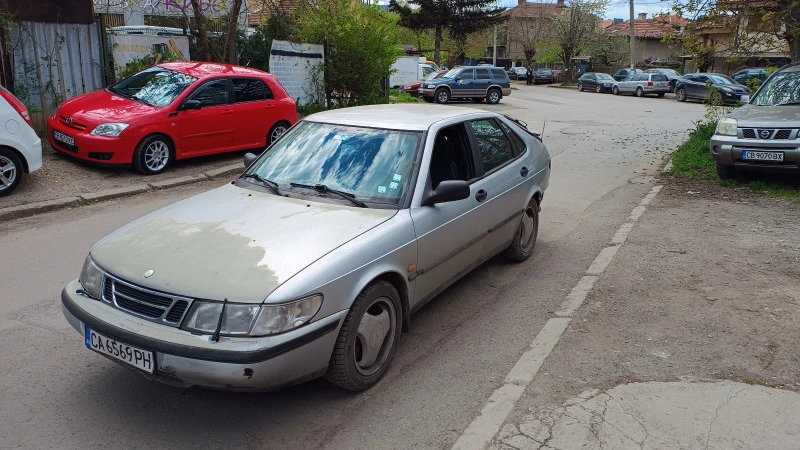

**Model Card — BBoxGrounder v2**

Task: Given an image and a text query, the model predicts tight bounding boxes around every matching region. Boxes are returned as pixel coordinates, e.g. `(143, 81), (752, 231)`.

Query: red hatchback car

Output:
(47, 62), (298, 174)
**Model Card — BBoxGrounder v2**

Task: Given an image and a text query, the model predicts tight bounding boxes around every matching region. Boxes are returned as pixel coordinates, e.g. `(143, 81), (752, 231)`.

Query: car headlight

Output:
(402, 86), (412, 90)
(182, 294), (323, 337)
(79, 255), (104, 300)
(90, 123), (129, 137)
(426, 84), (436, 88)
(716, 118), (737, 136)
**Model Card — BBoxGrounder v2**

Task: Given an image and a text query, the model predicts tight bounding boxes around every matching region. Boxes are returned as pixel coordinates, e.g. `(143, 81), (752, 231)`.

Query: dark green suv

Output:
(418, 66), (512, 104)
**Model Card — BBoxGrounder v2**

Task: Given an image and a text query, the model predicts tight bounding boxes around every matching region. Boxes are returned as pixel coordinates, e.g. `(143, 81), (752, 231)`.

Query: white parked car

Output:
(0, 86), (42, 196)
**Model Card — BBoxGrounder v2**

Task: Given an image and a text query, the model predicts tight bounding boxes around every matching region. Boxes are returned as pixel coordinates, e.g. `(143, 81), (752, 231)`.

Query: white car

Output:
(0, 86), (42, 196)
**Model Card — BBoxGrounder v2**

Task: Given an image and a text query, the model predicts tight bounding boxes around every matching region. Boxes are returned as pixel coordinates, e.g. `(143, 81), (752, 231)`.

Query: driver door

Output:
(179, 79), (235, 155)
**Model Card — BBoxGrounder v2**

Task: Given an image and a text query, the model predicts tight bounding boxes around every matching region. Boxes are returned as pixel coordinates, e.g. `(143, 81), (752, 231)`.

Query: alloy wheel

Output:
(0, 155), (17, 190)
(270, 124), (288, 144)
(144, 140), (170, 172)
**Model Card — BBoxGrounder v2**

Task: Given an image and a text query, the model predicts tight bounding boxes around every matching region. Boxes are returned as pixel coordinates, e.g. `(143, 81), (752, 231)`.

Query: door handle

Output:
(520, 166), (529, 177)
(475, 189), (487, 202)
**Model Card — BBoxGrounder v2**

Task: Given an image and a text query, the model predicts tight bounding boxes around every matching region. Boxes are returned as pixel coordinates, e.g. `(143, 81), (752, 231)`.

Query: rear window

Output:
(652, 74), (667, 81)
(476, 68), (491, 80)
(232, 78), (274, 102)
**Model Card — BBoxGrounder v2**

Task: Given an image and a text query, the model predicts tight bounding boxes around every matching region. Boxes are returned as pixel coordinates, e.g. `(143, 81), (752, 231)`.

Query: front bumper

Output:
(710, 134), (800, 172)
(61, 279), (344, 391)
(47, 116), (135, 165)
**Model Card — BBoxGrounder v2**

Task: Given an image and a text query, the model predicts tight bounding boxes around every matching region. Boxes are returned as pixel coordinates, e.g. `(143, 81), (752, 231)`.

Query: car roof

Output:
(305, 104), (493, 131)
(158, 62), (271, 78)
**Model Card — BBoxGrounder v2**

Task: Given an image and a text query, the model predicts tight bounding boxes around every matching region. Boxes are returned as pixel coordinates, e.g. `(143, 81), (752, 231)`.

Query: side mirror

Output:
(422, 180), (470, 206)
(244, 152), (258, 168)
(182, 99), (202, 111)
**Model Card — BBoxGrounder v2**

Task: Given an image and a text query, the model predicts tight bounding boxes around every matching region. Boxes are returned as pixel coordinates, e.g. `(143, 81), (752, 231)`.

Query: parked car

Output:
(711, 63), (800, 179)
(673, 73), (751, 104)
(612, 68), (644, 81)
(61, 104), (551, 391)
(507, 66), (528, 81)
(732, 68), (770, 86)
(419, 66), (511, 104)
(612, 72), (670, 97)
(645, 68), (681, 92)
(399, 70), (446, 96)
(577, 72), (615, 93)
(47, 63), (298, 175)
(534, 68), (555, 84)
(0, 85), (42, 196)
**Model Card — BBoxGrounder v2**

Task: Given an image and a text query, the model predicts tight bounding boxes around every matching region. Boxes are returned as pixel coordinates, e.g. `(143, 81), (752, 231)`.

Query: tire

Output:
(133, 135), (173, 175)
(595, 85), (602, 93)
(0, 147), (23, 197)
(676, 87), (687, 102)
(435, 88), (450, 104)
(577, 82), (583, 91)
(612, 85), (620, 95)
(709, 91), (722, 104)
(635, 87), (644, 97)
(268, 121), (290, 145)
(486, 88), (502, 104)
(503, 197), (540, 262)
(657, 92), (665, 98)
(716, 161), (735, 180)
(325, 280), (402, 391)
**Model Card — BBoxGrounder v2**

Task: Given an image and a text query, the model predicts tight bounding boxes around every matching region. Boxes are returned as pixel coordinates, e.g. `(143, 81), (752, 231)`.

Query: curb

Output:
(0, 163), (242, 222)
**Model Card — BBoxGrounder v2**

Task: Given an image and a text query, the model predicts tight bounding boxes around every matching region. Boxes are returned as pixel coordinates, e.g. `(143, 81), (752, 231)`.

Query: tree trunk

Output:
(224, 0), (244, 64)
(562, 47), (574, 82)
(190, 0), (211, 61)
(434, 25), (442, 65)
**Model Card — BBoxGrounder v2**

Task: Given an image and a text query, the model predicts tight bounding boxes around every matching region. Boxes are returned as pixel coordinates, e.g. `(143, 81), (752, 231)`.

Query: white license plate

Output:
(742, 150), (784, 162)
(85, 327), (155, 373)
(53, 130), (75, 146)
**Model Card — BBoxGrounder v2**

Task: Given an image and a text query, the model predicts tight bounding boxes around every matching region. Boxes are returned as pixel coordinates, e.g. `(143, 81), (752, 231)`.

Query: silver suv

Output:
(711, 64), (799, 178)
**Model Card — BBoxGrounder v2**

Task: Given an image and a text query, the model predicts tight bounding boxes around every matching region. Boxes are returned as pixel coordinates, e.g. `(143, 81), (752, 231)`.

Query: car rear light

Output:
(647, 81), (653, 87)
(0, 86), (33, 127)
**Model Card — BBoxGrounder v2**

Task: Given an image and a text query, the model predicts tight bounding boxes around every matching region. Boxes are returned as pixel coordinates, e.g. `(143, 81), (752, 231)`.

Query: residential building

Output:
(505, 0), (565, 65)
(606, 13), (688, 66)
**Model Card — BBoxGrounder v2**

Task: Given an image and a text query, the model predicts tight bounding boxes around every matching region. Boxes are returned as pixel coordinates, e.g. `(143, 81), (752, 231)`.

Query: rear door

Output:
(473, 68), (492, 97)
(179, 79), (235, 155)
(694, 75), (711, 98)
(231, 77), (275, 148)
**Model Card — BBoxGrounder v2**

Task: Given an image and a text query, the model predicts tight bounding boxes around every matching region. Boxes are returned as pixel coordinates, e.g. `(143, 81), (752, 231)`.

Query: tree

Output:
(189, 0), (212, 61)
(586, 34), (630, 68)
(390, 0), (505, 64)
(223, 0), (244, 64)
(508, 6), (552, 66)
(551, 0), (607, 79)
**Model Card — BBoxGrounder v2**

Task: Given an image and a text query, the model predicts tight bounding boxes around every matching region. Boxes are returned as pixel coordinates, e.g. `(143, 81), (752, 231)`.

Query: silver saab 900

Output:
(61, 104), (551, 391)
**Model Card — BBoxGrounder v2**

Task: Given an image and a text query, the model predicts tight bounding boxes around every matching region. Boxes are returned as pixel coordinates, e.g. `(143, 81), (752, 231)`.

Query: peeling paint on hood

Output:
(90, 184), (397, 303)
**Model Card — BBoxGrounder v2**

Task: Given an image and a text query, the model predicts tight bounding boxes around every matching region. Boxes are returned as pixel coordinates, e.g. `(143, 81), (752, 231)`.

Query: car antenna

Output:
(210, 298), (228, 342)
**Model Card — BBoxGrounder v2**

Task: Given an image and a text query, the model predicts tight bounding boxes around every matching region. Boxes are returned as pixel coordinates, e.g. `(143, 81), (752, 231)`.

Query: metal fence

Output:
(6, 21), (105, 131)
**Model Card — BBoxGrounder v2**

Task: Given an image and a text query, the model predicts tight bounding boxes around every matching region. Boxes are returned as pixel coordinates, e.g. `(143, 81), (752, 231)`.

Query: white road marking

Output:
(452, 185), (663, 450)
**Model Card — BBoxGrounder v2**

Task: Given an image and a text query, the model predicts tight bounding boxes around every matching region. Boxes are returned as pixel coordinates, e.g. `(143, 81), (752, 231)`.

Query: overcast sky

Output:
(496, 0), (673, 20)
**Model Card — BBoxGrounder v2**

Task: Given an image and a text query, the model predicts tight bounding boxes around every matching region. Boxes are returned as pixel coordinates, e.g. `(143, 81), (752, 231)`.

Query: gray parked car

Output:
(419, 66), (512, 104)
(612, 73), (670, 97)
(711, 63), (800, 179)
(61, 104), (551, 392)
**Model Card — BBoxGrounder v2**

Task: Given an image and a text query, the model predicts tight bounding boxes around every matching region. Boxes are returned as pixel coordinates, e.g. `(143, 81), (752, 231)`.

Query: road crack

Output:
(704, 385), (748, 449)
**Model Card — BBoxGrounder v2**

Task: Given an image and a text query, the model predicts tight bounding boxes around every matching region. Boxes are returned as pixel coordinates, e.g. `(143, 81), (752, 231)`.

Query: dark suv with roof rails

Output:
(419, 66), (511, 104)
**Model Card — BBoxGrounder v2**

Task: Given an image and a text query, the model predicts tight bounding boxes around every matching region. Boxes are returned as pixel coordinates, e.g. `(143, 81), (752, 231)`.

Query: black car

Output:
(732, 68), (770, 86)
(577, 72), (616, 93)
(534, 68), (554, 84)
(673, 73), (751, 104)
(612, 68), (644, 81)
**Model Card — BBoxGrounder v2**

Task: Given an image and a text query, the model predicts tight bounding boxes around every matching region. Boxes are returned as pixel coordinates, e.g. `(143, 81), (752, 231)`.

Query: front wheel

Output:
(486, 88), (501, 104)
(595, 85), (602, 93)
(133, 135), (173, 175)
(503, 197), (540, 262)
(676, 87), (687, 102)
(716, 161), (735, 179)
(612, 85), (620, 95)
(325, 281), (402, 391)
(577, 82), (583, 91)
(635, 87), (644, 97)
(435, 88), (450, 104)
(0, 148), (23, 197)
(268, 121), (290, 145)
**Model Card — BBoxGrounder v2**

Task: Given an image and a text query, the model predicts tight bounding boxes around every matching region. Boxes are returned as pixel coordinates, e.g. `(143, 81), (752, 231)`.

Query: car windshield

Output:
(750, 70), (800, 106)
(708, 74), (735, 85)
(246, 122), (422, 206)
(597, 73), (614, 81)
(109, 67), (196, 107)
(424, 71), (441, 81)
(443, 68), (461, 78)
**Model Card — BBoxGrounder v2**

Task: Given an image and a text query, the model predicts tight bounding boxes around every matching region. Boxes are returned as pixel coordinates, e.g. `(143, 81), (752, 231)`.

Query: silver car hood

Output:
(91, 184), (397, 303)
(727, 104), (800, 128)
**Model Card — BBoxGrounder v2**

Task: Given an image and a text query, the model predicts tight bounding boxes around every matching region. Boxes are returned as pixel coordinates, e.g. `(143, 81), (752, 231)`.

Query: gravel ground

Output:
(1, 141), (248, 209)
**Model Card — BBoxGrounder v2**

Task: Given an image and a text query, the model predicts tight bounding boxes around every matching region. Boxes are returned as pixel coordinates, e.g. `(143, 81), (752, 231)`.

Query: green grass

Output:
(391, 92), (420, 103)
(669, 122), (800, 203)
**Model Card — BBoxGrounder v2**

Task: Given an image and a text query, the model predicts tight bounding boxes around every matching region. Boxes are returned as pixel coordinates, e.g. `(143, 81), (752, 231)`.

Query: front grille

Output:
(743, 129), (756, 139)
(741, 128), (794, 140)
(775, 129), (792, 139)
(102, 276), (194, 326)
(58, 115), (87, 131)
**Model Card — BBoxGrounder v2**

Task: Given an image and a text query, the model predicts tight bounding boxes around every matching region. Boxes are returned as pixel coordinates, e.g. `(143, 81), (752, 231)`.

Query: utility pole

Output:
(493, 25), (498, 67)
(629, 0), (636, 70)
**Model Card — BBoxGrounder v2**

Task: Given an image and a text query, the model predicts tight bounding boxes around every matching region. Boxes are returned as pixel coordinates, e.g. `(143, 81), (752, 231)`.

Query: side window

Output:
(498, 120), (526, 156)
(697, 75), (709, 83)
(429, 124), (475, 189)
(490, 68), (507, 79)
(460, 69), (475, 81)
(232, 78), (274, 102)
(190, 80), (229, 107)
(476, 68), (491, 80)
(653, 74), (667, 81)
(468, 119), (515, 173)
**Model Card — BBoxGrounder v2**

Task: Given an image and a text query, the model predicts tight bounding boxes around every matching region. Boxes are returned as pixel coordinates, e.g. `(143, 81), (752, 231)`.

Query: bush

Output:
(668, 121), (717, 179)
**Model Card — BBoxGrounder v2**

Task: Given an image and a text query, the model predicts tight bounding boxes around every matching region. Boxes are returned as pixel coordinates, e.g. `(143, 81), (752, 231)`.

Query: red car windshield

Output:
(109, 67), (197, 108)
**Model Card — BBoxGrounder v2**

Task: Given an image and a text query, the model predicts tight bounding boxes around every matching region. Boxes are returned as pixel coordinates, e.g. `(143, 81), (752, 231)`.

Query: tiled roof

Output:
(508, 2), (565, 19)
(606, 14), (689, 39)
(599, 19), (615, 29)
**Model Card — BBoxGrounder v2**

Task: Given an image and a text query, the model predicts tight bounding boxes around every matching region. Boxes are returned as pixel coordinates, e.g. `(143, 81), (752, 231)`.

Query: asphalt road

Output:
(0, 86), (705, 449)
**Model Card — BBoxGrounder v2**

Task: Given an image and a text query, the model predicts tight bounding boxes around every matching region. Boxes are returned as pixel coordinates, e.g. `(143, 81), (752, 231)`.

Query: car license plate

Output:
(742, 150), (784, 162)
(53, 130), (75, 146)
(85, 327), (155, 373)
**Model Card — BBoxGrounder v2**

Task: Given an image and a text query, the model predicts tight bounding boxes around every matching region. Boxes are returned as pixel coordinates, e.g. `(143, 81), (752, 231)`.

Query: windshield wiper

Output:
(242, 173), (285, 196)
(290, 183), (368, 208)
